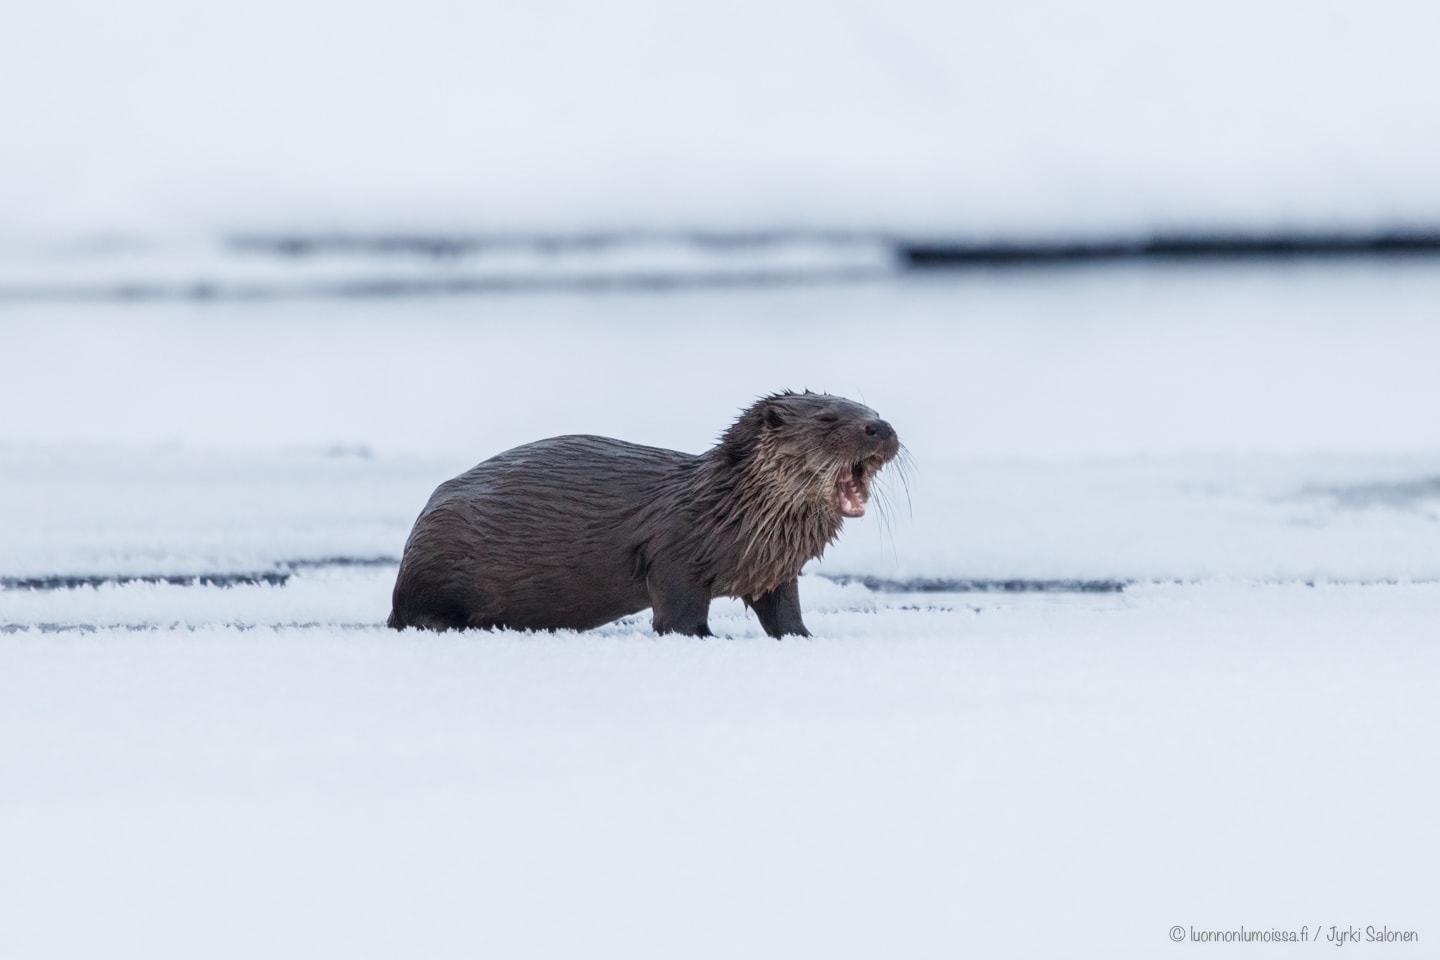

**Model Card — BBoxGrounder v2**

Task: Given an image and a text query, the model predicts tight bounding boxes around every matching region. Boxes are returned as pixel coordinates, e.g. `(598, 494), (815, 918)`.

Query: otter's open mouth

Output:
(835, 458), (881, 518)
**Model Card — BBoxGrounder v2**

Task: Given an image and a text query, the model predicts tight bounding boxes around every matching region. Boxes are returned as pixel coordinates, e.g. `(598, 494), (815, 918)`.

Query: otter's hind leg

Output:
(746, 579), (810, 638)
(387, 602), (471, 631)
(388, 566), (477, 631)
(392, 610), (470, 631)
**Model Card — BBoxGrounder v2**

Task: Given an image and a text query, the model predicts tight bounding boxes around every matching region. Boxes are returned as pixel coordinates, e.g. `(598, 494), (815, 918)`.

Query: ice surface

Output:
(5, 264), (1439, 583)
(3, 445), (1439, 587)
(2, 583), (1436, 958)
(3, 264), (1437, 956)
(6, 262), (1440, 460)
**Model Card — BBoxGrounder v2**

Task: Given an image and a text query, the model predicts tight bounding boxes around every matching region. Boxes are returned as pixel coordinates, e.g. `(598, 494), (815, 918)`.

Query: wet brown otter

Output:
(387, 391), (901, 637)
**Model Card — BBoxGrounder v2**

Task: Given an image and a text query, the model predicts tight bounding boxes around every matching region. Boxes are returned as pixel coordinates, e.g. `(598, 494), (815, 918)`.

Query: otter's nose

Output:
(864, 419), (895, 441)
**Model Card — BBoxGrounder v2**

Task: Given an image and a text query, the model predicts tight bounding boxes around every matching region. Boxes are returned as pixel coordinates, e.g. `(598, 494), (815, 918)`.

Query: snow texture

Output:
(2, 583), (1437, 958)
(3, 264), (1438, 955)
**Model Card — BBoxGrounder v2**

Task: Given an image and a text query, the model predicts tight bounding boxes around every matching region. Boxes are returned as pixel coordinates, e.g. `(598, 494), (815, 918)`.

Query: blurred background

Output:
(5, 0), (1440, 241)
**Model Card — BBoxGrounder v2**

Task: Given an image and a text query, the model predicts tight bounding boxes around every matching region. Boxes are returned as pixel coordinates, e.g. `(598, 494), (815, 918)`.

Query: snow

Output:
(4, 263), (1438, 955)
(3, 0), (1440, 244)
(3, 583), (1437, 958)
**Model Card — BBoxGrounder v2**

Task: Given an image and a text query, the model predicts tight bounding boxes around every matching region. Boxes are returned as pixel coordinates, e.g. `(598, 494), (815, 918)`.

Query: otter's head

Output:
(720, 390), (901, 519)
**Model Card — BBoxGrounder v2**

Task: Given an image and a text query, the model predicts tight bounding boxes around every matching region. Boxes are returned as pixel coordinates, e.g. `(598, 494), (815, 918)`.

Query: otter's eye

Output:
(817, 414), (840, 424)
(763, 407), (785, 428)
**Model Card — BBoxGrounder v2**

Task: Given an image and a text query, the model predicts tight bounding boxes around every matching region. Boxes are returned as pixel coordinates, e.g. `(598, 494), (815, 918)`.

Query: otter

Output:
(387, 391), (900, 637)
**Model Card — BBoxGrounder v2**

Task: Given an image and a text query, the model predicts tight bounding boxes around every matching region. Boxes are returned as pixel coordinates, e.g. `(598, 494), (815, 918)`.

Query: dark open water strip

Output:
(1, 572), (295, 590)
(901, 229), (1440, 267)
(6, 228), (1440, 302)
(0, 556), (398, 591)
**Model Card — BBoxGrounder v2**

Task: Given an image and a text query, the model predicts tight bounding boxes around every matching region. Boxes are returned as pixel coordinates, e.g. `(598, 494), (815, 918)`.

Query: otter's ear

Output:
(763, 405), (785, 429)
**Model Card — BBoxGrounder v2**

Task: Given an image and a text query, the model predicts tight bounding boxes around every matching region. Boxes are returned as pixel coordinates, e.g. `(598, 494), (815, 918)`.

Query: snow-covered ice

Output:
(6, 262), (1440, 461)
(3, 445), (1439, 590)
(3, 263), (1438, 956)
(5, 262), (1439, 587)
(2, 583), (1436, 958)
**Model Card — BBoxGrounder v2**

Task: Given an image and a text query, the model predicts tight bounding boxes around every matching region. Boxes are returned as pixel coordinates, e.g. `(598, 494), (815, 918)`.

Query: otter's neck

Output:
(682, 448), (843, 599)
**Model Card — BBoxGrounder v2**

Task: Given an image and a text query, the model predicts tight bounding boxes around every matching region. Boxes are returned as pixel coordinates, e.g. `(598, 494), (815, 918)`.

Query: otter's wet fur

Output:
(387, 391), (901, 637)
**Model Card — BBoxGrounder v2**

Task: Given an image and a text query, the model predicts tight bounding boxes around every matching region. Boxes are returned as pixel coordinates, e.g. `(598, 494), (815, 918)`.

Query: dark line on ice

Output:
(0, 268), (891, 304)
(900, 229), (1440, 268)
(0, 556), (399, 591)
(1, 572), (295, 590)
(227, 230), (883, 258)
(282, 555), (401, 570)
(0, 621), (385, 634)
(822, 575), (1129, 594)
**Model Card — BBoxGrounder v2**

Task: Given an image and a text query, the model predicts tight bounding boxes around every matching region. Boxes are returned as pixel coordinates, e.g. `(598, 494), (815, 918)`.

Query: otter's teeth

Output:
(836, 476), (866, 518)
